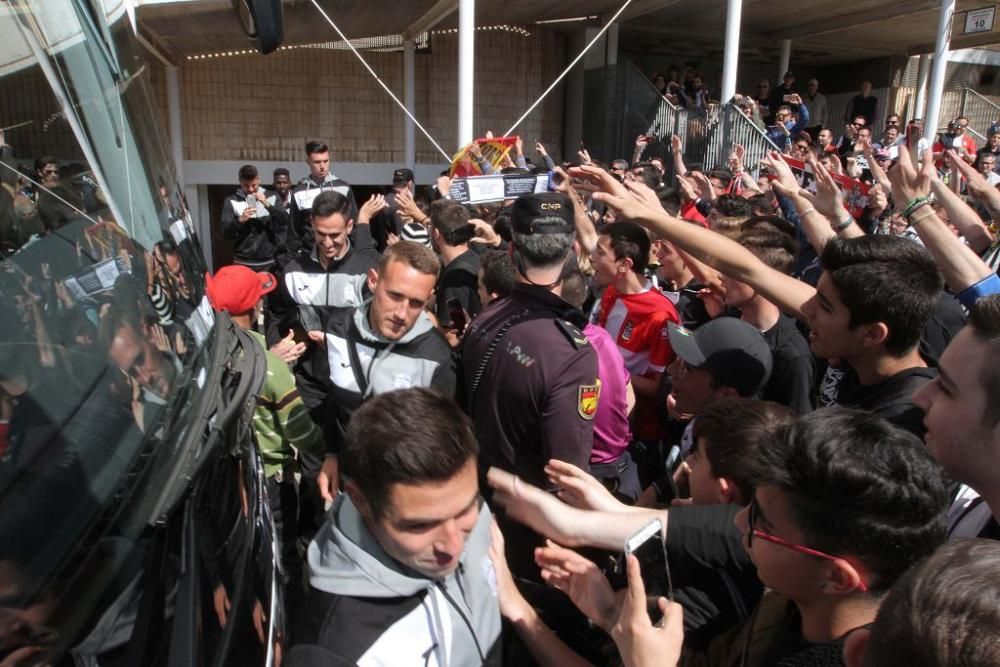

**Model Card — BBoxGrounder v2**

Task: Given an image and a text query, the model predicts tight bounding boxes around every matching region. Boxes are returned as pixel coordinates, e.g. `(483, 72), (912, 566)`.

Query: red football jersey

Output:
(598, 285), (680, 376)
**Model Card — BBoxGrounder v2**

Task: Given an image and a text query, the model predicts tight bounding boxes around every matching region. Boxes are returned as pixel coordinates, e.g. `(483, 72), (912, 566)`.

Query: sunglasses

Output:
(747, 496), (870, 592)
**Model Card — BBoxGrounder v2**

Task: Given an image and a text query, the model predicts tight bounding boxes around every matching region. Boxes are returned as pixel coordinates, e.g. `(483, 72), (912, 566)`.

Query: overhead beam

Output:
(612, 0), (684, 22)
(764, 0), (939, 41)
(402, 0), (458, 40)
(909, 29), (1000, 54)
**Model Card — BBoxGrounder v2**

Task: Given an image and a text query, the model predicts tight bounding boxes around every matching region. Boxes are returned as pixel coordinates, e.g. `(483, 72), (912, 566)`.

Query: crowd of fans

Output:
(5, 88), (1000, 665)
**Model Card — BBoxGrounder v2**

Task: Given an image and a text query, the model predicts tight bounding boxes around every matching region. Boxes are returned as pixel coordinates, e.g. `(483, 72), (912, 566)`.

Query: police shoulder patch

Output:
(556, 319), (590, 349)
(578, 380), (601, 420)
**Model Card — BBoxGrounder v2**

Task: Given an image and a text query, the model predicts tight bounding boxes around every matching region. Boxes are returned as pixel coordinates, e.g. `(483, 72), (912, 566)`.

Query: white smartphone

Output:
(623, 518), (673, 622)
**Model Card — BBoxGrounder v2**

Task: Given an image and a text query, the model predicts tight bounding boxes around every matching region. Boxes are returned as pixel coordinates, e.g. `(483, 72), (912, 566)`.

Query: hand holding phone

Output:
(446, 297), (467, 335)
(623, 519), (673, 624)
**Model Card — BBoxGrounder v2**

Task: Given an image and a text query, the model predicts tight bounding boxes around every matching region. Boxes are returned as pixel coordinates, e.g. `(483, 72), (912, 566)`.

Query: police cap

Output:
(511, 192), (575, 236)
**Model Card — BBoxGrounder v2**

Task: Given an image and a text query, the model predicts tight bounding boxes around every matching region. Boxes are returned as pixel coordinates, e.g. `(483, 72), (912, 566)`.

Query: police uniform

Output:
(459, 192), (599, 579)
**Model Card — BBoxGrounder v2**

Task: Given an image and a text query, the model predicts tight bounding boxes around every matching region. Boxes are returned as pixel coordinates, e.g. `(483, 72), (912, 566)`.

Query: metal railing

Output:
(694, 101), (781, 175)
(582, 62), (687, 180)
(959, 88), (1000, 144)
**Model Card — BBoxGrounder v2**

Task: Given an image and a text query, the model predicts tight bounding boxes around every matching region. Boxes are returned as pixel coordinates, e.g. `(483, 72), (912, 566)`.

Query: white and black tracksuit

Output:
(287, 495), (503, 667)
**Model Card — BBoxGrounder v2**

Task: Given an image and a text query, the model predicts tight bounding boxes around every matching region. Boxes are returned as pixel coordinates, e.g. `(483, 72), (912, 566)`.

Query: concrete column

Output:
(778, 39), (791, 83)
(403, 39), (416, 168)
(924, 0), (955, 141)
(914, 53), (932, 121)
(166, 66), (184, 186)
(458, 0), (475, 148)
(720, 0), (743, 103)
(606, 22), (619, 65)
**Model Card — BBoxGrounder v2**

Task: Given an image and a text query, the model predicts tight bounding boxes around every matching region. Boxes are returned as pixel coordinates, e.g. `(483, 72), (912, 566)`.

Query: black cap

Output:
(392, 168), (414, 185)
(668, 318), (773, 397)
(511, 192), (575, 236)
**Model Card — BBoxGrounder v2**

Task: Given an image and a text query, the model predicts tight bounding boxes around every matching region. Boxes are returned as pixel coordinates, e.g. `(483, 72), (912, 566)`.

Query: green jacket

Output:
(247, 330), (324, 478)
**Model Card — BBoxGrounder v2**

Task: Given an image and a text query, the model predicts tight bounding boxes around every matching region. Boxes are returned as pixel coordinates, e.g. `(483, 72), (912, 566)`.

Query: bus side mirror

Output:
(231, 0), (283, 54)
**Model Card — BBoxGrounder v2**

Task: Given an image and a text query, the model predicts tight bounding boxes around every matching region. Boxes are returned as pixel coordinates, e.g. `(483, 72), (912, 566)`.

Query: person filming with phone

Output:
(220, 163), (290, 273)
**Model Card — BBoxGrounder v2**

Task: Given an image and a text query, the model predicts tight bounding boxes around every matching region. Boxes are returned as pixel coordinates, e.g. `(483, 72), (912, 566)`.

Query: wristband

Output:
(907, 205), (936, 225)
(833, 215), (854, 232)
(903, 195), (934, 219)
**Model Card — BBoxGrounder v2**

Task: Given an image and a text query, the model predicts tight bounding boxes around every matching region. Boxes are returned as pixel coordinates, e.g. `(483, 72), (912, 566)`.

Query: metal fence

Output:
(582, 62), (687, 180)
(960, 88), (1000, 144)
(694, 102), (781, 176)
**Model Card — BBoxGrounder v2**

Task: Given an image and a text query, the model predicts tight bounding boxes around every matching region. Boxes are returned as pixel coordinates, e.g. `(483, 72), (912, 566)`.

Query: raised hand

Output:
(358, 193), (387, 225)
(888, 143), (934, 207)
(394, 188), (424, 222)
(545, 459), (626, 513)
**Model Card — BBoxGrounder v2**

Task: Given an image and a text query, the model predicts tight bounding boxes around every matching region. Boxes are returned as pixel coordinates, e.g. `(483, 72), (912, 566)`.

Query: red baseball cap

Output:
(205, 265), (277, 315)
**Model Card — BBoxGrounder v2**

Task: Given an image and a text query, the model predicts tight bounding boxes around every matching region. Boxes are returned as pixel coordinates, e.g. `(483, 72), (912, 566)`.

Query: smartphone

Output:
(446, 297), (467, 335)
(246, 193), (257, 211)
(623, 519), (673, 623)
(548, 170), (564, 191)
(783, 94), (796, 103)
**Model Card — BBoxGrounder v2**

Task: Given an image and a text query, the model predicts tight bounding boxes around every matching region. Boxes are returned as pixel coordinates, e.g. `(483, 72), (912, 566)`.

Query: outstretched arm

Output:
(570, 165), (816, 320)
(889, 145), (998, 302)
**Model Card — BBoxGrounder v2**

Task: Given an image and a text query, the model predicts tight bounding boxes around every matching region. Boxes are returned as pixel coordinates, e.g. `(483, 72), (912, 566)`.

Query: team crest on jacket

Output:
(578, 381), (601, 420)
(621, 320), (634, 341)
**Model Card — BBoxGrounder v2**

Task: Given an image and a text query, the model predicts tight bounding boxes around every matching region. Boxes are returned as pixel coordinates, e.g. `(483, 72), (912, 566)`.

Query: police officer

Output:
(460, 191), (599, 577)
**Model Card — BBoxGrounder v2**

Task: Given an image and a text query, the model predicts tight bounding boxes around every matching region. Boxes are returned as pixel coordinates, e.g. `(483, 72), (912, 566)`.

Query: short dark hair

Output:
(747, 193), (777, 215)
(377, 240), (441, 279)
(749, 408), (949, 593)
(707, 167), (734, 187)
(629, 163), (660, 190)
(739, 229), (798, 275)
(273, 167), (290, 179)
(479, 249), (516, 299)
(820, 236), (943, 356)
(715, 194), (752, 218)
(601, 221), (650, 275)
(968, 295), (1000, 426)
(692, 398), (795, 502)
(238, 164), (258, 181)
(305, 140), (329, 155)
(311, 191), (351, 220)
(656, 187), (682, 217)
(342, 388), (478, 516)
(429, 199), (473, 246)
(560, 267), (589, 310)
(34, 156), (58, 173)
(863, 538), (1000, 667)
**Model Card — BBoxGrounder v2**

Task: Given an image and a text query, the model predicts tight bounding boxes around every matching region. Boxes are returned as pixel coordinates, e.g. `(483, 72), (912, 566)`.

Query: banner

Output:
(448, 173), (550, 204)
(449, 136), (518, 178)
(781, 157), (871, 219)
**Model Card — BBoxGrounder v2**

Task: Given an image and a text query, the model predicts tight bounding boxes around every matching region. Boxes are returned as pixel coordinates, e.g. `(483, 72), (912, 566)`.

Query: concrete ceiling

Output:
(136, 0), (1000, 65)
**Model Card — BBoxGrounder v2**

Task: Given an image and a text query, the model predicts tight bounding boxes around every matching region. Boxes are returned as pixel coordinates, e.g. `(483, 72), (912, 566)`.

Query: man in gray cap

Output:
(641, 317), (774, 505)
(459, 191), (599, 577)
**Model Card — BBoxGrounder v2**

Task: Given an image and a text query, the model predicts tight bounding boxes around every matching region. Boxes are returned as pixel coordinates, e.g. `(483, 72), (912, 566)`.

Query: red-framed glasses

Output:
(747, 496), (869, 592)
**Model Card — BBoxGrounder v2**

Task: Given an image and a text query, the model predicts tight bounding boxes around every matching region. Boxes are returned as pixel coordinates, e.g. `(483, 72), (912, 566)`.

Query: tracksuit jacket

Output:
(287, 495), (503, 666)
